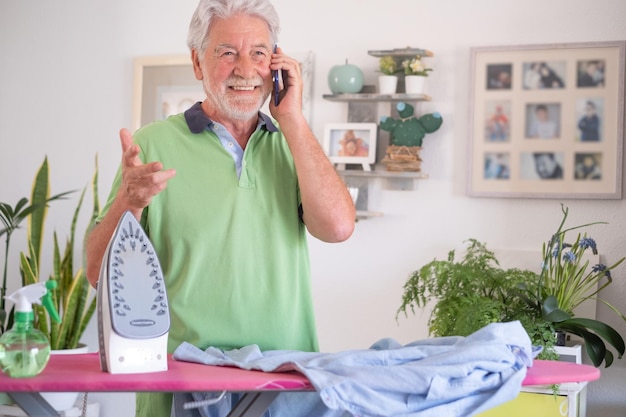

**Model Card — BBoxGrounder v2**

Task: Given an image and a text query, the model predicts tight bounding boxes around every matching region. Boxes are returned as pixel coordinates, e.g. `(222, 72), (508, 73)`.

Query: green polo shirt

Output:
(98, 104), (318, 355)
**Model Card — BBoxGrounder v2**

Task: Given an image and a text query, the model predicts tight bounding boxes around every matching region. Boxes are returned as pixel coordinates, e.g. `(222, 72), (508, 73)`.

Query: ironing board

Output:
(0, 353), (600, 417)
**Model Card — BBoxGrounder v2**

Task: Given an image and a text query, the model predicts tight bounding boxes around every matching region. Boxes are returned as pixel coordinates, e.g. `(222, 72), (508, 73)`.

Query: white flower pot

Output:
(40, 344), (89, 411)
(378, 75), (398, 95)
(405, 75), (426, 94)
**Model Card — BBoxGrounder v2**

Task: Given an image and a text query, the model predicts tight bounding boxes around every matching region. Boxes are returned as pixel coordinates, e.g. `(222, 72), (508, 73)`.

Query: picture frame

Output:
(467, 41), (625, 199)
(131, 52), (315, 132)
(131, 55), (202, 132)
(323, 123), (378, 171)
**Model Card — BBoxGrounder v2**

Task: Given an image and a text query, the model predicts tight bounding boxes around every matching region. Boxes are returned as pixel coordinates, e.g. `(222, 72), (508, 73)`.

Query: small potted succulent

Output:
(402, 55), (433, 94)
(378, 55), (400, 94)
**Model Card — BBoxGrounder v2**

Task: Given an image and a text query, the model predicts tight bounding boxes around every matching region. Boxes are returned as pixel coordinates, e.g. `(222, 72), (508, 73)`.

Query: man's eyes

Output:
(217, 50), (268, 62)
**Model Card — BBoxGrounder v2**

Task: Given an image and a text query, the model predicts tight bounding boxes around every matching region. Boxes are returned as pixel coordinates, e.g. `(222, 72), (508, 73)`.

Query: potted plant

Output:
(0, 158), (73, 334)
(1, 156), (100, 349)
(402, 55), (433, 94)
(397, 205), (626, 368)
(8, 156), (101, 412)
(18, 156), (101, 351)
(518, 204), (625, 367)
(1, 156), (101, 411)
(378, 55), (400, 94)
(396, 239), (559, 359)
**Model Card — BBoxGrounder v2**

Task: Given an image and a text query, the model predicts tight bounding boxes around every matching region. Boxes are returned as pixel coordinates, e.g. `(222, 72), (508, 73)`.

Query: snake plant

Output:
(0, 157), (73, 334)
(17, 156), (100, 350)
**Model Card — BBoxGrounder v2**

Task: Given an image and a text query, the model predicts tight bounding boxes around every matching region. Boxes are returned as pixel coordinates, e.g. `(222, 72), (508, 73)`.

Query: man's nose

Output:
(233, 55), (257, 79)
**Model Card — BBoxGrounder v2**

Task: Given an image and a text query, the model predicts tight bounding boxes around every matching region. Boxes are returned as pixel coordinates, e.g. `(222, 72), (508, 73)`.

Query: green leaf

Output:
(603, 349), (614, 368)
(28, 157), (51, 266)
(557, 323), (606, 367)
(541, 295), (571, 322)
(564, 317), (625, 357)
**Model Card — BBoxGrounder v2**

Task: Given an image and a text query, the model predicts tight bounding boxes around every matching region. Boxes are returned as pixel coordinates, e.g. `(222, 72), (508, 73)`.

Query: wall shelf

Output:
(367, 47), (434, 58)
(336, 167), (428, 180)
(336, 165), (428, 193)
(323, 93), (431, 103)
(324, 49), (435, 218)
(356, 210), (383, 220)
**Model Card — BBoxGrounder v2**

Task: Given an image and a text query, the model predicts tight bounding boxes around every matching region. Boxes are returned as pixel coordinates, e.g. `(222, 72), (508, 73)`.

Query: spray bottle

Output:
(0, 281), (61, 377)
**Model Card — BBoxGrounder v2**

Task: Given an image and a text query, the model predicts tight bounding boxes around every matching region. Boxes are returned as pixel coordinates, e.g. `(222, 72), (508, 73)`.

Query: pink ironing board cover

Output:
(0, 354), (599, 393)
(523, 359), (600, 385)
(0, 353), (312, 393)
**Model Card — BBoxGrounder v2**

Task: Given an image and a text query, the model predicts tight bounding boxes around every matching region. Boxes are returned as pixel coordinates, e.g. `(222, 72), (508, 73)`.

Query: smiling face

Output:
(534, 153), (558, 178)
(192, 13), (273, 122)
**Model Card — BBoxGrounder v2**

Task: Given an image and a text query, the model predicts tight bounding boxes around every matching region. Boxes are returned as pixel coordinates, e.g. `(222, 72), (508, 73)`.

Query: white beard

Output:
(203, 76), (269, 121)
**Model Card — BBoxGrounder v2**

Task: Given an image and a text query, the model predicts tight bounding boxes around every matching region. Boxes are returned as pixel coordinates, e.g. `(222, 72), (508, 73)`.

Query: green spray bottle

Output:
(0, 281), (61, 377)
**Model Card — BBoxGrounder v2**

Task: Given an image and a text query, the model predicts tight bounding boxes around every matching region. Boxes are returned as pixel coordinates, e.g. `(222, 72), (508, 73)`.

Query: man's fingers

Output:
(119, 128), (144, 169)
(119, 128), (134, 152)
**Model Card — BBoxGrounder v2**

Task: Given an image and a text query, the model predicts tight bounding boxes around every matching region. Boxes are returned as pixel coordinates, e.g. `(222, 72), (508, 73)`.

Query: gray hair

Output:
(187, 0), (280, 55)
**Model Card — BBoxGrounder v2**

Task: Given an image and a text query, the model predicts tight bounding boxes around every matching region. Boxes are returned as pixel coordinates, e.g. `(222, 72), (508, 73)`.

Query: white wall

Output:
(1, 1), (625, 416)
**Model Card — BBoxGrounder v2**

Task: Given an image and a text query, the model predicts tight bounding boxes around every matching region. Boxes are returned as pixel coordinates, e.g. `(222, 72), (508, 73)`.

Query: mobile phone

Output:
(273, 44), (280, 106)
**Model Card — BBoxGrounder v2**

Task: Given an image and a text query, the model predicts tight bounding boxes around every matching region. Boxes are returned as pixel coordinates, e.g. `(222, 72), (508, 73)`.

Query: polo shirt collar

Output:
(184, 101), (278, 134)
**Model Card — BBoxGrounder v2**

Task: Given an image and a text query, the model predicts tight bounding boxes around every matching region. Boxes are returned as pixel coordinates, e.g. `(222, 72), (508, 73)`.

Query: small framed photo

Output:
(323, 123), (377, 169)
(467, 41), (625, 199)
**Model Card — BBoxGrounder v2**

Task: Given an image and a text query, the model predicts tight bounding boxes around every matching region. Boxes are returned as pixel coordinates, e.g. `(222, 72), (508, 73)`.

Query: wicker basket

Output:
(381, 145), (423, 172)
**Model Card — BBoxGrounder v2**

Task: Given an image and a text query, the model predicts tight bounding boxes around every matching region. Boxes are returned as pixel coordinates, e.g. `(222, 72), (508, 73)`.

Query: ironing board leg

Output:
(8, 392), (61, 417)
(226, 392), (279, 417)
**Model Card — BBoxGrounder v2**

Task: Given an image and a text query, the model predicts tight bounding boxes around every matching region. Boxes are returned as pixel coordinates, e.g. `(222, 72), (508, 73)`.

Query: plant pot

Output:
(404, 75), (426, 94)
(378, 75), (398, 95)
(40, 344), (88, 411)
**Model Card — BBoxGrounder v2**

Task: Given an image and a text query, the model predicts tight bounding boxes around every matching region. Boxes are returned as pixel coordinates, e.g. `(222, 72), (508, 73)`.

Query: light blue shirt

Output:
(208, 117), (270, 178)
(173, 321), (533, 417)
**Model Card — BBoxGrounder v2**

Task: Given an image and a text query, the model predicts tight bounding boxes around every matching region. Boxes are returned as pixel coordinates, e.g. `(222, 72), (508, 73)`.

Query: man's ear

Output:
(191, 49), (203, 80)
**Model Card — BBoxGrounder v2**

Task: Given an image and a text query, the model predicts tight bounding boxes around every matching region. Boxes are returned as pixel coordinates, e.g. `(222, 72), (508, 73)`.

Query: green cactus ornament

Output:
(379, 102), (443, 147)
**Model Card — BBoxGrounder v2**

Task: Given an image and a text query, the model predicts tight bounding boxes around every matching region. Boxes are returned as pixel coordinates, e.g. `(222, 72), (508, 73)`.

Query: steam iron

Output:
(97, 210), (170, 374)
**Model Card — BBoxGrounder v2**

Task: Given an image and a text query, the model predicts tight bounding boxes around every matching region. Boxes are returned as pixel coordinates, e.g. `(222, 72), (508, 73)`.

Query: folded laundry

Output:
(173, 321), (532, 417)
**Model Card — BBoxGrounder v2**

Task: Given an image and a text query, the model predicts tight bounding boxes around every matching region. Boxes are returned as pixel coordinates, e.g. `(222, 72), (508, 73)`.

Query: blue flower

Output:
(580, 237), (598, 254)
(552, 242), (572, 258)
(592, 263), (612, 280)
(562, 251), (576, 263)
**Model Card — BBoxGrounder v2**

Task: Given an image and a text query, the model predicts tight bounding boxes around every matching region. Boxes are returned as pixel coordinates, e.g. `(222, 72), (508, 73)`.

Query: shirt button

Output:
(242, 161), (247, 166)
(227, 142), (234, 148)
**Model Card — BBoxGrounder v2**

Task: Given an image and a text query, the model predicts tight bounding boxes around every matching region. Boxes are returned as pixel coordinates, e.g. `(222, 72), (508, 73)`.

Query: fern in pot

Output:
(396, 239), (559, 360)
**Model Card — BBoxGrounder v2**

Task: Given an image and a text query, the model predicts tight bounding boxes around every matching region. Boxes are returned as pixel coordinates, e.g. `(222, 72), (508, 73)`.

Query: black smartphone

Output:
(273, 44), (280, 106)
